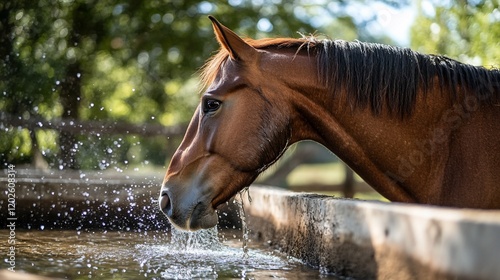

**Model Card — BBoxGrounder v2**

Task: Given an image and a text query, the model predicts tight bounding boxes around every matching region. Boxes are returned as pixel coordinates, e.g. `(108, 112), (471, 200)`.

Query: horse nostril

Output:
(159, 190), (172, 216)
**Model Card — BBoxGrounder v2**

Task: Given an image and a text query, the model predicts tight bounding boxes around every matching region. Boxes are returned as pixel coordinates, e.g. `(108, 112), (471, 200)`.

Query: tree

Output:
(410, 0), (500, 67)
(1, 0), (407, 170)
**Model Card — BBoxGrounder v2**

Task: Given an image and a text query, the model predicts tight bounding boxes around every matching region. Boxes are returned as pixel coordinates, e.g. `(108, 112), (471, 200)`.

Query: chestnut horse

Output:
(160, 16), (500, 230)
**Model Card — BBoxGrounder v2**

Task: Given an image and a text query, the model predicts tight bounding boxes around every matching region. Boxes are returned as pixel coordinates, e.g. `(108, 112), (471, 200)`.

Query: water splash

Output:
(134, 229), (295, 279)
(169, 226), (221, 251)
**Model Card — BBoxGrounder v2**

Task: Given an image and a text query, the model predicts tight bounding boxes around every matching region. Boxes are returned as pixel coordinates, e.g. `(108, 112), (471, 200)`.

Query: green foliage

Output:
(411, 0), (500, 67)
(0, 0), (406, 169)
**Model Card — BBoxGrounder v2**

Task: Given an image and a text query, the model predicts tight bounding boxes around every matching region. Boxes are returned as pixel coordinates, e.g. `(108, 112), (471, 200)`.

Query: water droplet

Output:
(40, 225), (45, 230)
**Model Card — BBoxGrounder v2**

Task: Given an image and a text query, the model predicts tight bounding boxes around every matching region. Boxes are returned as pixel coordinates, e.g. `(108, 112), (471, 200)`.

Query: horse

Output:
(159, 16), (500, 231)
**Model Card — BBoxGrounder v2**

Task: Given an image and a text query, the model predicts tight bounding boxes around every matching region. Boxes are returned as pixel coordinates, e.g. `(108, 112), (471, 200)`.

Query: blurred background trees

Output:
(1, 0), (498, 174)
(411, 0), (499, 66)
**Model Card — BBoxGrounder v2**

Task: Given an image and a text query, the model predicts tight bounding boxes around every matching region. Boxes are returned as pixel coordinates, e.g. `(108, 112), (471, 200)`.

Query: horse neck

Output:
(284, 54), (455, 203)
(283, 49), (500, 206)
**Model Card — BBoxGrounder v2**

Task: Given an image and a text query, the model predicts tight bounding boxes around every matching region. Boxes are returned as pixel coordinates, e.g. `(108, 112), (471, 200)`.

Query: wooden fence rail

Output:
(0, 112), (187, 137)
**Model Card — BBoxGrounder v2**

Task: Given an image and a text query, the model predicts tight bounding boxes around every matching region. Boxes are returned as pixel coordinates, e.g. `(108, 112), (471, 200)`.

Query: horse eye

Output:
(203, 99), (221, 114)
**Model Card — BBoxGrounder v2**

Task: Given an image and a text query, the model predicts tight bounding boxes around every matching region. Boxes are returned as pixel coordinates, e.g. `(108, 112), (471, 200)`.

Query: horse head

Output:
(159, 17), (294, 230)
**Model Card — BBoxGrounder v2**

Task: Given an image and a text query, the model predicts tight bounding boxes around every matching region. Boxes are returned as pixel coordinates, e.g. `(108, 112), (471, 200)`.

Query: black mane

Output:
(312, 39), (500, 117)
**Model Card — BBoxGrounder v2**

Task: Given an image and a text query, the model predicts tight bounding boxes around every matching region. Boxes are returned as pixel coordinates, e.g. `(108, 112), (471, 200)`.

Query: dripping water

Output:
(237, 187), (252, 257)
(169, 225), (221, 250)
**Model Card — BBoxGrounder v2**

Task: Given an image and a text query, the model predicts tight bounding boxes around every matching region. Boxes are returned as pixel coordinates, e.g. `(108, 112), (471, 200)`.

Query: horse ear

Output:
(208, 16), (256, 61)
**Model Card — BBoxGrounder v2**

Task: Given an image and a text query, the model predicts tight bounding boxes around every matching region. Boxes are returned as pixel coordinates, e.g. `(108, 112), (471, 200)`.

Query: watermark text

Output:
(6, 164), (16, 272)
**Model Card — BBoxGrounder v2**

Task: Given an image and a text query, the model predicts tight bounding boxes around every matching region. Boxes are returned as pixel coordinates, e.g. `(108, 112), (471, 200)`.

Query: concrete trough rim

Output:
(243, 185), (500, 279)
(250, 185), (500, 223)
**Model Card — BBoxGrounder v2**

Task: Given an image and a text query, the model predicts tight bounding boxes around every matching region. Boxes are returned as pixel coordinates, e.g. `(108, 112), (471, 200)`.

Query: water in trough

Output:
(1, 227), (340, 279)
(0, 171), (341, 279)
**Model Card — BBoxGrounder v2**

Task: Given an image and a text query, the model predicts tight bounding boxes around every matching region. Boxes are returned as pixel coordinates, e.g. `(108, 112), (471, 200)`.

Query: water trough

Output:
(0, 169), (332, 279)
(2, 169), (500, 279)
(241, 186), (500, 279)
(1, 169), (174, 230)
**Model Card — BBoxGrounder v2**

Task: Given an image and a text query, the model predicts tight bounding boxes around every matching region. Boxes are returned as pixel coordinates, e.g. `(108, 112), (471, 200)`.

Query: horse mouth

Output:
(159, 187), (219, 231)
(187, 202), (218, 230)
(161, 200), (218, 231)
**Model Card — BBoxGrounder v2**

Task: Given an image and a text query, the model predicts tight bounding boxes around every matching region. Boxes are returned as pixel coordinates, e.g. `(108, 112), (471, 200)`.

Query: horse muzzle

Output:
(159, 185), (218, 231)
